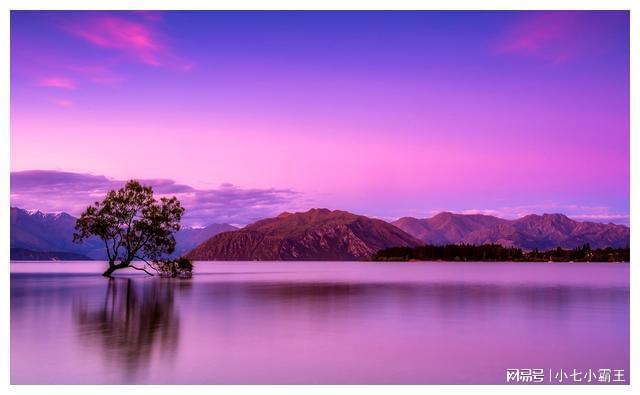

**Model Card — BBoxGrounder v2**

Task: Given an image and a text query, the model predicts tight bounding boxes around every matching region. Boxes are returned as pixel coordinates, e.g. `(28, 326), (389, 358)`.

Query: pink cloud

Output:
(49, 98), (73, 107)
(37, 77), (76, 90)
(70, 65), (124, 85)
(64, 15), (167, 66)
(494, 12), (584, 63)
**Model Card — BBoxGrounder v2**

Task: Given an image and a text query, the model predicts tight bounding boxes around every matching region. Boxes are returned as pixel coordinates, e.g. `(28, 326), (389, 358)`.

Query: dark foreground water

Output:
(11, 261), (629, 384)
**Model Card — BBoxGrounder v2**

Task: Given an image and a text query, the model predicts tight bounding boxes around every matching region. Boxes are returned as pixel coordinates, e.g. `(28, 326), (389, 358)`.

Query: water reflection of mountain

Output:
(74, 278), (190, 381)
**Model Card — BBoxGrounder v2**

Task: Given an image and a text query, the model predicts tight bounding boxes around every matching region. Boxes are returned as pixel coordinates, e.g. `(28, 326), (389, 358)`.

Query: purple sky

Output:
(10, 11), (630, 226)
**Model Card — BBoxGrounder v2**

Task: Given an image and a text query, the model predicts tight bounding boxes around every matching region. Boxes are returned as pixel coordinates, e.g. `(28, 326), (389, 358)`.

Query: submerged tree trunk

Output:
(102, 262), (131, 277)
(102, 266), (117, 277)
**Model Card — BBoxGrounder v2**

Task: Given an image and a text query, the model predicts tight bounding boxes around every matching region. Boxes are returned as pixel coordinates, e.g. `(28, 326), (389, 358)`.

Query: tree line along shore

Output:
(373, 243), (630, 262)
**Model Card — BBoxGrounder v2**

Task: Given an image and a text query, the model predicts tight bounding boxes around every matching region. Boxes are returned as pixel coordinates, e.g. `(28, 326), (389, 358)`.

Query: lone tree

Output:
(73, 180), (185, 277)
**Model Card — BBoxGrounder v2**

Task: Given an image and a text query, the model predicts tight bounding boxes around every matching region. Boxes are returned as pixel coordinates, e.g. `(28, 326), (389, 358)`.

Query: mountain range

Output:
(10, 206), (630, 261)
(10, 207), (105, 260)
(10, 248), (92, 261)
(9, 207), (236, 260)
(392, 212), (629, 250)
(185, 208), (629, 260)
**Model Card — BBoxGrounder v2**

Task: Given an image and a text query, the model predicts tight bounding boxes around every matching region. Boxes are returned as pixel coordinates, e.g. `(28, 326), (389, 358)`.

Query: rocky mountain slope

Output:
(186, 208), (422, 260)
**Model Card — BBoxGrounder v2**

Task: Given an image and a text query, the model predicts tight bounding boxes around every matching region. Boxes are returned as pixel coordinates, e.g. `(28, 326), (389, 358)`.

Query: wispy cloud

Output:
(49, 98), (73, 107)
(65, 16), (163, 66)
(70, 64), (124, 86)
(29, 13), (190, 107)
(37, 77), (76, 90)
(494, 12), (589, 63)
(10, 170), (304, 227)
(63, 13), (189, 69)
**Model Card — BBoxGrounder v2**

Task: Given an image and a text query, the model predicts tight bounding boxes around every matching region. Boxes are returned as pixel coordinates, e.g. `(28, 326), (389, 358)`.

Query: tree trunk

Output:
(102, 262), (129, 277)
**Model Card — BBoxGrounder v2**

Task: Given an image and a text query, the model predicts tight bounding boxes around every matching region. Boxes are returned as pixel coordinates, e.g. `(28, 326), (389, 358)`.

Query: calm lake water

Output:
(11, 261), (629, 384)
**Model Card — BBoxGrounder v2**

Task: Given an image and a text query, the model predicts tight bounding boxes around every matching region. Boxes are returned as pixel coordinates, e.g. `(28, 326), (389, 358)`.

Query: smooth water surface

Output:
(11, 261), (629, 384)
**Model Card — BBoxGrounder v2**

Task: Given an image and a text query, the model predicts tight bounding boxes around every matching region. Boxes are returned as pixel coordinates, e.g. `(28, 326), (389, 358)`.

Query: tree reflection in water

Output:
(74, 278), (188, 381)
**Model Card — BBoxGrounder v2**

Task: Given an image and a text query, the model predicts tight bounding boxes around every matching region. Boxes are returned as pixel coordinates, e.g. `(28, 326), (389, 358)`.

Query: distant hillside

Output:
(394, 213), (507, 245)
(186, 208), (422, 260)
(10, 248), (91, 261)
(393, 212), (629, 250)
(10, 207), (106, 259)
(10, 207), (235, 260)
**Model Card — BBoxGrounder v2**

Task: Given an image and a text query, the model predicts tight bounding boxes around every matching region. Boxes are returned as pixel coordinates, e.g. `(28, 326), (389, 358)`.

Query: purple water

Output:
(11, 261), (629, 384)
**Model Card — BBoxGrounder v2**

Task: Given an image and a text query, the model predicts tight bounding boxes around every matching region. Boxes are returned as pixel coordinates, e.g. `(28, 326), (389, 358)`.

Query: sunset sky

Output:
(10, 11), (629, 226)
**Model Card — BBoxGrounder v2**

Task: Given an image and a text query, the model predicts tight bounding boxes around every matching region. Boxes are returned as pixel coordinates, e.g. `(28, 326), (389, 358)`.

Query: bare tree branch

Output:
(128, 264), (155, 276)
